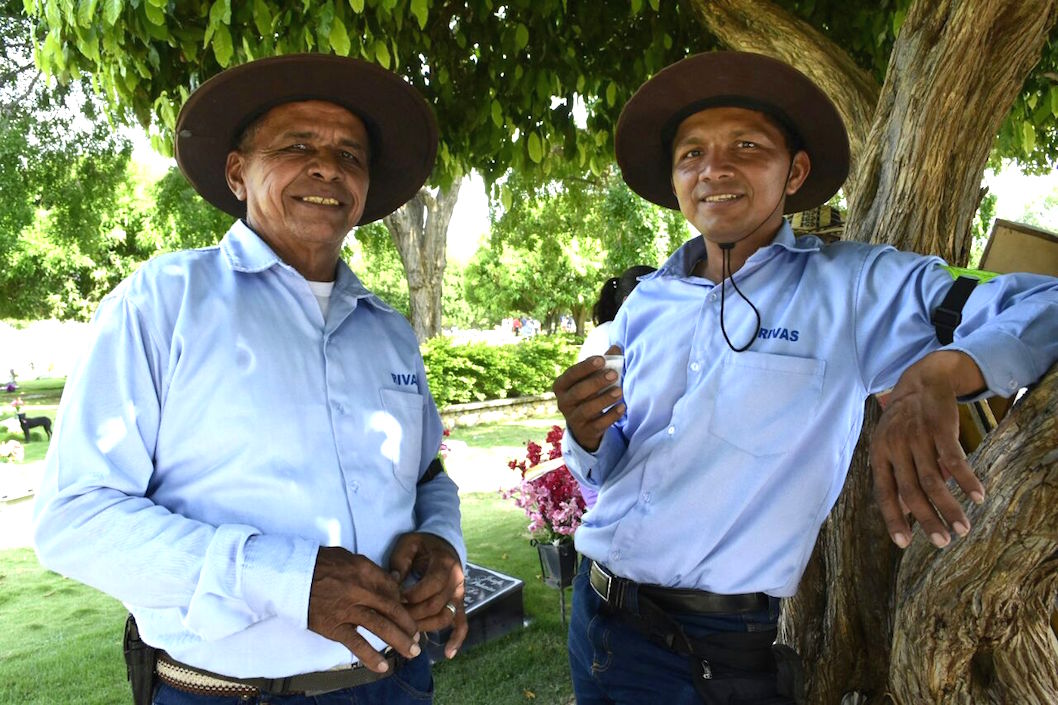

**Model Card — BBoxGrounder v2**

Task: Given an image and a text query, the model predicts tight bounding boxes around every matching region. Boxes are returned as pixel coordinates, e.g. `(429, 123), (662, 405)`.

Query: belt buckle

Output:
(590, 562), (613, 603)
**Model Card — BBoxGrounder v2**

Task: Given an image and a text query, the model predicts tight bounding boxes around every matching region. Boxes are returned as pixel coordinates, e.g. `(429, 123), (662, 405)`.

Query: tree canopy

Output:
(27, 0), (1058, 189)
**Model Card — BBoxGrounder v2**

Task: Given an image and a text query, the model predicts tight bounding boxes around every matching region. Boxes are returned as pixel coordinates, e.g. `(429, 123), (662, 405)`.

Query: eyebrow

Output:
(280, 130), (369, 153)
(674, 126), (776, 149)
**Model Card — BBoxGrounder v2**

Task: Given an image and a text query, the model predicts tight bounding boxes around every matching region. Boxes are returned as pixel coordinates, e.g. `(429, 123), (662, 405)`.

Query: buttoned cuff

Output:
(949, 329), (1036, 401)
(241, 533), (319, 629)
(562, 428), (620, 488)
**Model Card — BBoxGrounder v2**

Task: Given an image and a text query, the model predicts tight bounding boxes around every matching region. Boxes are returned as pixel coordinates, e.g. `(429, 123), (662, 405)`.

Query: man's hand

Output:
(553, 347), (625, 452)
(870, 351), (987, 550)
(308, 547), (422, 673)
(389, 532), (467, 660)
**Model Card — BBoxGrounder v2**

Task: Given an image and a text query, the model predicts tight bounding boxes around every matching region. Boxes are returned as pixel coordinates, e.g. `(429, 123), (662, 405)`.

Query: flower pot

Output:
(535, 540), (578, 589)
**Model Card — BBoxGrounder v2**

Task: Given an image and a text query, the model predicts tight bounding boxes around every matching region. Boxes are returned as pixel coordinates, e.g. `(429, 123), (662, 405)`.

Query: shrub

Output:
(422, 335), (578, 408)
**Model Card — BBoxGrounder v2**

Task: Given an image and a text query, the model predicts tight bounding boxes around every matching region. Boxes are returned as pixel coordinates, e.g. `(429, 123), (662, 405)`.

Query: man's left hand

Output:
(870, 350), (987, 550)
(389, 532), (467, 659)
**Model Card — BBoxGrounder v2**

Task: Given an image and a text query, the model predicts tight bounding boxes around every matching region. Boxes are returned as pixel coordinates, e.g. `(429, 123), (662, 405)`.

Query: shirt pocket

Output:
(378, 388), (425, 492)
(707, 351), (826, 457)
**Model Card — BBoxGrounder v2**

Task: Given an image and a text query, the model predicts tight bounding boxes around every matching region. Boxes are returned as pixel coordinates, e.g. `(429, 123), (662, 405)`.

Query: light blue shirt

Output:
(33, 221), (464, 678)
(564, 222), (1058, 598)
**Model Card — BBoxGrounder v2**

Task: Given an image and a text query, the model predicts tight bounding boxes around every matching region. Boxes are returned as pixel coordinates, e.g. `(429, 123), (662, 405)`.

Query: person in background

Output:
(578, 265), (657, 362)
(575, 265), (656, 509)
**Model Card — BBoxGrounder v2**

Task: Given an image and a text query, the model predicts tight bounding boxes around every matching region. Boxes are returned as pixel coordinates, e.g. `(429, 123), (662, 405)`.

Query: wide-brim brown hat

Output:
(615, 51), (849, 215)
(175, 53), (437, 225)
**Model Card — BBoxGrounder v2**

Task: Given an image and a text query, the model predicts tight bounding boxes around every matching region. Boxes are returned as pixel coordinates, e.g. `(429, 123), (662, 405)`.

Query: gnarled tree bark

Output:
(383, 181), (461, 341)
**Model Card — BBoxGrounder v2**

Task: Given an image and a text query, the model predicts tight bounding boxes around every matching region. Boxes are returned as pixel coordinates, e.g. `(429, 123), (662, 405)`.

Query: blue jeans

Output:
(568, 560), (789, 705)
(152, 654), (433, 705)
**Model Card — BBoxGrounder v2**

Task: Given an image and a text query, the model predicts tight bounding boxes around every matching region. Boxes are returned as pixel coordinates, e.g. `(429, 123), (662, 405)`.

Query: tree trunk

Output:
(845, 0), (1058, 263)
(687, 1), (1058, 703)
(890, 364), (1058, 704)
(383, 181), (462, 341)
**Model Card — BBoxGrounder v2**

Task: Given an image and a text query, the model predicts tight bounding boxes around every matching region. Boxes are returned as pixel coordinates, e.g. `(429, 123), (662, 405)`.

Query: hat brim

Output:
(175, 54), (438, 225)
(615, 52), (849, 215)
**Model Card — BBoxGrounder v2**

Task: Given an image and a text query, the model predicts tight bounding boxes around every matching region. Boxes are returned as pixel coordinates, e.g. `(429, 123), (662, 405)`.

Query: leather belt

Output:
(155, 651), (400, 697)
(589, 560), (770, 615)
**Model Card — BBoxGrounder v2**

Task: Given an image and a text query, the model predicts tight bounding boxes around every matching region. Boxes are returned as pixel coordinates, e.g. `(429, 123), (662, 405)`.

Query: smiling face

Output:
(224, 100), (371, 276)
(671, 106), (810, 249)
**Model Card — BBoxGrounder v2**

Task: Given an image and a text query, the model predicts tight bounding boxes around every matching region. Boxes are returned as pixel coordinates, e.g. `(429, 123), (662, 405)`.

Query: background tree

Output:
(466, 170), (681, 333)
(0, 0), (151, 320)
(149, 168), (233, 251)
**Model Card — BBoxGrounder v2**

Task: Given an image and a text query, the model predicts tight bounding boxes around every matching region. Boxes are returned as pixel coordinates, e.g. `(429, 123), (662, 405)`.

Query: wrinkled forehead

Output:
(235, 99), (375, 154)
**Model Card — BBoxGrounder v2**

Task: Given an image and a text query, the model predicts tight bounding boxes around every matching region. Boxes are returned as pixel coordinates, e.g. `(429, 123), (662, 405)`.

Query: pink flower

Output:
(501, 428), (586, 544)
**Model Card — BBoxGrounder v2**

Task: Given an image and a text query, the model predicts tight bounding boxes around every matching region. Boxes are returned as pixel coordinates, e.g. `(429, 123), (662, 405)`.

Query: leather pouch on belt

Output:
(123, 614), (158, 705)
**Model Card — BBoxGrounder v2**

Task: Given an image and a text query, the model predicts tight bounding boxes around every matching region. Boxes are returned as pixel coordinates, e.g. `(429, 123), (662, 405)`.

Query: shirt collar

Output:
(220, 220), (394, 313)
(652, 220), (822, 278)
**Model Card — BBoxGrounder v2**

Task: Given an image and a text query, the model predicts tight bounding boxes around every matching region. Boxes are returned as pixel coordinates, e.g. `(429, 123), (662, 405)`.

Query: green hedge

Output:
(422, 334), (580, 408)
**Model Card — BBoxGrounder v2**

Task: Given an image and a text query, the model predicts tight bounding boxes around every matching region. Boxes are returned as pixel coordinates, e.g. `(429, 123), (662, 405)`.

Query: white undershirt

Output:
(306, 280), (335, 318)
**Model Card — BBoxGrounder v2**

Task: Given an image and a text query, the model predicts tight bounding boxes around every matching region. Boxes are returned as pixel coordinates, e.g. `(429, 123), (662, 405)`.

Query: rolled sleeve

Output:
(562, 427), (624, 488)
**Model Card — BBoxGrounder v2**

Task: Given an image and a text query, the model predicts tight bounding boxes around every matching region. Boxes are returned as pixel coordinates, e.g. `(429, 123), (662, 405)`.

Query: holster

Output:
(123, 614), (158, 705)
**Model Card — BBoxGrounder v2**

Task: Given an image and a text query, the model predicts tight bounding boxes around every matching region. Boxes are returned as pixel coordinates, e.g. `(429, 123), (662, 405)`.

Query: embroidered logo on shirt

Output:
(757, 327), (800, 342)
(391, 373), (419, 386)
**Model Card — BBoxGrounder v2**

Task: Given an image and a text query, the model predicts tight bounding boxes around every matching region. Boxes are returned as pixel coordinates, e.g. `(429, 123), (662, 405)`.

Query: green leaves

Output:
(527, 132), (543, 163)
(212, 24), (233, 67)
(514, 23), (529, 52)
(374, 38), (390, 68)
(410, 0), (428, 30)
(102, 0), (121, 25)
(330, 18), (350, 55)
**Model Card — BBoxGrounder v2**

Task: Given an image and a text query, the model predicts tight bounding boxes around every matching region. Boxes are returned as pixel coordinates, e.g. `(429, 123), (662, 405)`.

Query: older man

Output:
(554, 52), (1058, 704)
(34, 54), (465, 705)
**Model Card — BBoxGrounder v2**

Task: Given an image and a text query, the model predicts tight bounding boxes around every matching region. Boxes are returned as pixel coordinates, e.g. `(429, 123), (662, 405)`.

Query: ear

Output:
(225, 151), (248, 202)
(785, 150), (811, 196)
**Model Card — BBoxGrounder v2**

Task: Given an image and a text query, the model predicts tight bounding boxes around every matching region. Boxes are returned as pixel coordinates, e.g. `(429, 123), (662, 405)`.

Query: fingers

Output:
(328, 623), (394, 673)
(308, 547), (421, 661)
(444, 601), (469, 659)
(870, 395), (984, 550)
(554, 356), (626, 452)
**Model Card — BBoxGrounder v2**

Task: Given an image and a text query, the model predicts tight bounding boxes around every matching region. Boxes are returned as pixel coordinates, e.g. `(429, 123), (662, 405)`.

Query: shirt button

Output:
(611, 550), (621, 561)
(1008, 380), (1018, 390)
(667, 426), (675, 436)
(642, 492), (651, 503)
(690, 362), (700, 372)
(709, 294), (718, 302)
(349, 480), (360, 493)
(332, 401), (344, 413)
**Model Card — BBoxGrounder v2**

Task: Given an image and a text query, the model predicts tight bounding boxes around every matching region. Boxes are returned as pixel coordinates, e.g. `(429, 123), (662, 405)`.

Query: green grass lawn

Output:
(0, 413), (577, 705)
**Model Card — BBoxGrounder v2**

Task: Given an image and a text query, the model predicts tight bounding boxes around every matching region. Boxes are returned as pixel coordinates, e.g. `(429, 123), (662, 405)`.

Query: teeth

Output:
(300, 196), (340, 206)
(704, 194), (740, 202)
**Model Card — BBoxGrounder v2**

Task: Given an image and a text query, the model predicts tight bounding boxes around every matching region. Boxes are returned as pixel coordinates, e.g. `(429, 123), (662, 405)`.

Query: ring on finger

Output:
(445, 602), (457, 616)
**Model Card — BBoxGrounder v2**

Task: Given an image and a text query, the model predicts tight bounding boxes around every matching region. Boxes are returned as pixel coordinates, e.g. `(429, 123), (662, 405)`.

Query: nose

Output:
(696, 146), (733, 182)
(309, 150), (342, 181)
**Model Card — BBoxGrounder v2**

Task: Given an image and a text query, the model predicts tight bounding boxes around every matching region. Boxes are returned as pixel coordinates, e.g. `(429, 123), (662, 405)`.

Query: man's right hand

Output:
(308, 546), (422, 673)
(553, 347), (626, 452)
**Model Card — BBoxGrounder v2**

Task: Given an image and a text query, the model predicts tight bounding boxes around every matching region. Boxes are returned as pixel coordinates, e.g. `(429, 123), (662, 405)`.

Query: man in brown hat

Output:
(554, 52), (1058, 704)
(34, 54), (466, 705)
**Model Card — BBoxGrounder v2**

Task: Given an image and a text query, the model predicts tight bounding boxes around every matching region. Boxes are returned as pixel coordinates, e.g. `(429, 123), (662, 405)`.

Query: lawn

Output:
(0, 412), (577, 705)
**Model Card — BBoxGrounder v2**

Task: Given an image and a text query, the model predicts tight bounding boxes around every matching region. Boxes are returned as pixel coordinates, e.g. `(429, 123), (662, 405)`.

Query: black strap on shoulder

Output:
(417, 457), (446, 486)
(930, 276), (979, 345)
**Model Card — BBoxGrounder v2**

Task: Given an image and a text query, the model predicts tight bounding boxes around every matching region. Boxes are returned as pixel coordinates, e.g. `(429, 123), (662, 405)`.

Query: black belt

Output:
(155, 651), (401, 697)
(589, 560), (770, 615)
